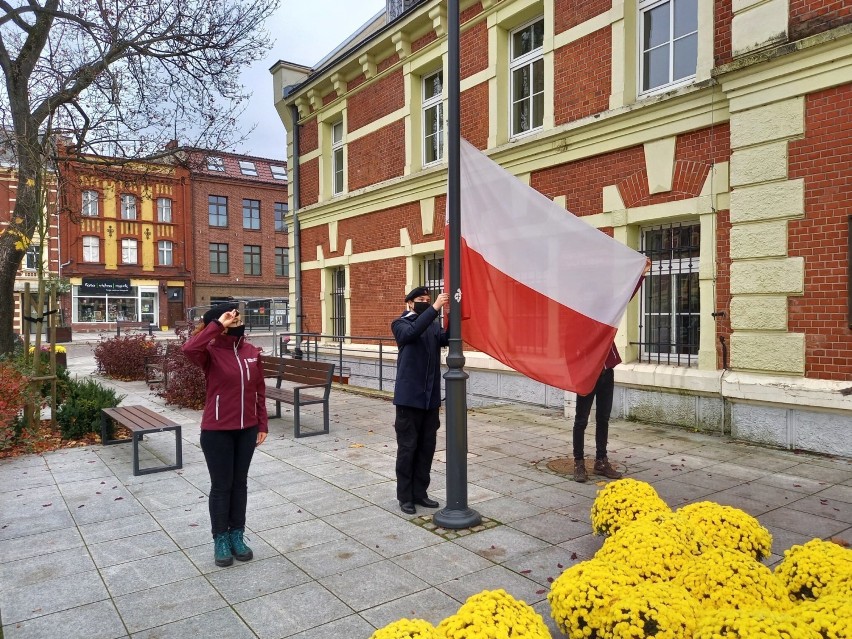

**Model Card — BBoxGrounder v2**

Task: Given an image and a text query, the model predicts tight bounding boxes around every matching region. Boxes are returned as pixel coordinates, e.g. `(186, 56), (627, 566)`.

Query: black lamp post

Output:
(433, 0), (481, 530)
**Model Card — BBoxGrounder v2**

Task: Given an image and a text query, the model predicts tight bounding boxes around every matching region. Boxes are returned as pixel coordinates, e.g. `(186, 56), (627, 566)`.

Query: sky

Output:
(234, 0), (387, 160)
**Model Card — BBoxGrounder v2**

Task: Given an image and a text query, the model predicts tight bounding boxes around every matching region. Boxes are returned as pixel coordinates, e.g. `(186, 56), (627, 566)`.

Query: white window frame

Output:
(82, 190), (99, 217)
(120, 194), (137, 220)
(270, 165), (287, 180)
(157, 197), (172, 223)
(158, 240), (173, 266)
(23, 244), (41, 271)
(82, 236), (100, 263)
(207, 156), (225, 171)
(239, 161), (258, 177)
(509, 17), (545, 138)
(331, 120), (344, 196)
(639, 222), (701, 366)
(121, 238), (138, 264)
(422, 70), (444, 167)
(638, 0), (698, 96)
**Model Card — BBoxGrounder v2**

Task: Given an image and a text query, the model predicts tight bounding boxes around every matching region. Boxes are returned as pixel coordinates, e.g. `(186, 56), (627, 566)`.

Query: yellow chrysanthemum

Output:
(675, 548), (790, 611)
(371, 618), (438, 639)
(774, 538), (852, 601)
(790, 593), (852, 639)
(548, 559), (640, 639)
(437, 589), (551, 639)
(694, 608), (822, 639)
(822, 570), (852, 599)
(677, 501), (772, 560)
(603, 581), (699, 639)
(590, 478), (670, 536)
(596, 511), (705, 582)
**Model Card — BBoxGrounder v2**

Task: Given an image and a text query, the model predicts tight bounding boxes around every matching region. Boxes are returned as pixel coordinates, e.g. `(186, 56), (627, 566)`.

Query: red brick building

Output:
(272, 0), (852, 455)
(0, 157), (60, 335)
(58, 157), (192, 331)
(186, 151), (289, 326)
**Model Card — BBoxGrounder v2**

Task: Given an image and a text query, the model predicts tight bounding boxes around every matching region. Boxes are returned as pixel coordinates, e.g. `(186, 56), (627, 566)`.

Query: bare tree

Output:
(0, 0), (280, 353)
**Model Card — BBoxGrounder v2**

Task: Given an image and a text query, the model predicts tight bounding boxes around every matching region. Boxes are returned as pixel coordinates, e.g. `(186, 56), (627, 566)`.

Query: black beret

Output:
(202, 302), (239, 326)
(404, 286), (430, 302)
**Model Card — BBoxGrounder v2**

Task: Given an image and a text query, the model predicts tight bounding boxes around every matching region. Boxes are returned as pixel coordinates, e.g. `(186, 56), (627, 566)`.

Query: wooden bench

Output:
(116, 321), (154, 336)
(101, 405), (183, 476)
(144, 341), (179, 389)
(261, 355), (335, 438)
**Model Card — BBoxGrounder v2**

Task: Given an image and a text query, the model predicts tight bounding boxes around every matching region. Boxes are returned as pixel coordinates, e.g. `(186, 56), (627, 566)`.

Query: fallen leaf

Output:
(557, 563), (564, 568)
(349, 443), (365, 448)
(536, 589), (545, 595)
(520, 569), (531, 574)
(570, 552), (578, 560)
(189, 523), (198, 527)
(547, 577), (554, 583)
(77, 504), (85, 508)
(42, 503), (52, 507)
(114, 497), (123, 501)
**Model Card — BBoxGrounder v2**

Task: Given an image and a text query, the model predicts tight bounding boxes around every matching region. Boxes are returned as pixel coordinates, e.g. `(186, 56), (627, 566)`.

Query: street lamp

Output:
(433, 0), (481, 530)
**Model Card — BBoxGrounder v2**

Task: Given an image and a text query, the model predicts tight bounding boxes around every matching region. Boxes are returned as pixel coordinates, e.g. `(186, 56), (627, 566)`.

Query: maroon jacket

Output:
(181, 321), (268, 433)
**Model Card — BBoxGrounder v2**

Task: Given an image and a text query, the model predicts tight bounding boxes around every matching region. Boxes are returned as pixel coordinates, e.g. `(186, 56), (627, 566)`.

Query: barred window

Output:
(639, 222), (700, 365)
(417, 252), (445, 322)
(331, 267), (346, 342)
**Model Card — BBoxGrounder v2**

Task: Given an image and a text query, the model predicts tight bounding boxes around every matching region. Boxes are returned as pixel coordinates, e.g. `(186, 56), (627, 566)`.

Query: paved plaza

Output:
(1, 339), (850, 638)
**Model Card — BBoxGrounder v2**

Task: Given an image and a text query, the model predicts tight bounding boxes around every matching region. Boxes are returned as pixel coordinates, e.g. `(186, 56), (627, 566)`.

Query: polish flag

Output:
(448, 139), (647, 395)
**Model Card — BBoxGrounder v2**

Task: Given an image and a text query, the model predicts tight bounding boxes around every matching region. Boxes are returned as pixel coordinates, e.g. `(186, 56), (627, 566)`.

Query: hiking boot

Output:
(214, 532), (233, 567)
(229, 528), (253, 562)
(594, 457), (623, 479)
(573, 459), (588, 483)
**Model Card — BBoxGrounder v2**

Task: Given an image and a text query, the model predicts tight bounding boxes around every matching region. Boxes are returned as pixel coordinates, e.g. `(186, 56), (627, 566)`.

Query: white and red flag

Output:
(448, 139), (647, 395)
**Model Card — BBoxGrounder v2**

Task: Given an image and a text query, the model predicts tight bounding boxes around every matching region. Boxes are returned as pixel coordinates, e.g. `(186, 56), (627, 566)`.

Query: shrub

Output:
(160, 325), (206, 409)
(94, 334), (159, 380)
(0, 361), (37, 450)
(56, 376), (125, 439)
(590, 478), (670, 536)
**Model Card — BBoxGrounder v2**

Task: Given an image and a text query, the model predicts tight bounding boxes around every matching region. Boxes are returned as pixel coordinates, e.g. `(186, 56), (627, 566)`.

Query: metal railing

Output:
(280, 332), (398, 391)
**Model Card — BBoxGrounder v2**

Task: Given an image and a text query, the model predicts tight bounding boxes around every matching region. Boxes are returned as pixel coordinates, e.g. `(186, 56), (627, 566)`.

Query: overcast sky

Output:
(233, 0), (387, 160)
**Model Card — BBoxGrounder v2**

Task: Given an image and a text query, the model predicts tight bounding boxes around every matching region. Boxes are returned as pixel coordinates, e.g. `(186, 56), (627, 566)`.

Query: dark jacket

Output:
(181, 321), (268, 433)
(392, 306), (449, 410)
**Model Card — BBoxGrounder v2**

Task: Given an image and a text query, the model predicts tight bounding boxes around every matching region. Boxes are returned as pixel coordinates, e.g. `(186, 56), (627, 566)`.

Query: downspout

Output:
(289, 104), (303, 359)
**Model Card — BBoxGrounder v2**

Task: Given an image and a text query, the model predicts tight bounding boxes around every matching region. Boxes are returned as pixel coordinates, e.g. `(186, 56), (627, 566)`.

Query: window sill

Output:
(637, 76), (696, 100)
(509, 126), (544, 142)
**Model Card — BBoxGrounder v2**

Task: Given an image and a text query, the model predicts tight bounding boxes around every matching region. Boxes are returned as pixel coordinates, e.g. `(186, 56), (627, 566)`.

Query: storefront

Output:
(72, 278), (159, 325)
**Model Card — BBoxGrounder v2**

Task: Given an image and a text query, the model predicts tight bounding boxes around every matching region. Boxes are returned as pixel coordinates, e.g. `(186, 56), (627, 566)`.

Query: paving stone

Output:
(0, 599), (126, 639)
(759, 507), (850, 539)
(88, 530), (179, 568)
(320, 559), (430, 611)
(453, 526), (550, 564)
(234, 582), (352, 639)
(0, 527), (84, 563)
(0, 545), (96, 590)
(101, 550), (200, 596)
(286, 613), (376, 639)
(112, 576), (225, 634)
(207, 556), (311, 604)
(132, 607), (256, 639)
(437, 565), (547, 606)
(508, 512), (595, 545)
(78, 512), (161, 545)
(502, 545), (581, 587)
(257, 519), (345, 555)
(0, 569), (108, 624)
(287, 537), (383, 579)
(360, 586), (461, 628)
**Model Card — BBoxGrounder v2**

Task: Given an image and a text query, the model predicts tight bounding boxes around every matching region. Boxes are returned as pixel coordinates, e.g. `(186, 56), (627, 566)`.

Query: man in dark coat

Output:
(391, 286), (450, 515)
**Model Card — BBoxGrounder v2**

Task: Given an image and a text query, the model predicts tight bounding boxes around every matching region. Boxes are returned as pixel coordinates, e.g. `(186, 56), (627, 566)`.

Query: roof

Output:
(188, 150), (288, 186)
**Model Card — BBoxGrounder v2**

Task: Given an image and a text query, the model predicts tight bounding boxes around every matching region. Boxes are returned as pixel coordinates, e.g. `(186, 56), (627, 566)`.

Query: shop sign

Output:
(81, 278), (132, 295)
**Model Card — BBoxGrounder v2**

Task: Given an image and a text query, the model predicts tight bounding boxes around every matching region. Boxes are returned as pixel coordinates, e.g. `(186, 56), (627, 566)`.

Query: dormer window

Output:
(207, 156), (225, 171)
(270, 165), (287, 180)
(239, 161), (258, 176)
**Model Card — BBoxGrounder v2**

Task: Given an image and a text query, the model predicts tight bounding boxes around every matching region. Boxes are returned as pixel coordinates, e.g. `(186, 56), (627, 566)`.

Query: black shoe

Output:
(415, 496), (439, 508)
(399, 501), (416, 515)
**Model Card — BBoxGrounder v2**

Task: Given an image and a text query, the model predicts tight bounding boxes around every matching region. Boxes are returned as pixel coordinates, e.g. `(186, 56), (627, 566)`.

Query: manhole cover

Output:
(545, 457), (626, 476)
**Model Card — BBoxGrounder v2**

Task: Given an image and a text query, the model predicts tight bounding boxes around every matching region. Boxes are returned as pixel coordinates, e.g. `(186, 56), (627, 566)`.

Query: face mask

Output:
(226, 325), (245, 338)
(413, 301), (431, 315)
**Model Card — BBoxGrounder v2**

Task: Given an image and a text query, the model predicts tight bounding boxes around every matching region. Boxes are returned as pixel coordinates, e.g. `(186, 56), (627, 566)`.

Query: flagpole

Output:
(434, 0), (481, 530)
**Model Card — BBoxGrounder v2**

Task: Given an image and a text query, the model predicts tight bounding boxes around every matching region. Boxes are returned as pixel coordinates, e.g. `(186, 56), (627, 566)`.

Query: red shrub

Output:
(0, 362), (36, 450)
(160, 326), (206, 410)
(94, 334), (160, 381)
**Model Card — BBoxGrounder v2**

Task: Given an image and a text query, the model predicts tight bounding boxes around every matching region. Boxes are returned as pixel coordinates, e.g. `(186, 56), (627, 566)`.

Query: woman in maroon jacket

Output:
(182, 303), (268, 567)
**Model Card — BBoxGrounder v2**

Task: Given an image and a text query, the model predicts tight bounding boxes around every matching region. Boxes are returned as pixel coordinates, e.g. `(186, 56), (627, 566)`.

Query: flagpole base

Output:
(433, 506), (481, 530)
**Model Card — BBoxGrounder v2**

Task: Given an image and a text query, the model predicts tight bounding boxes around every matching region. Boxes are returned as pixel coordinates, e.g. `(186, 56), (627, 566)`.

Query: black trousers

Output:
(200, 426), (258, 537)
(394, 405), (440, 503)
(573, 368), (614, 461)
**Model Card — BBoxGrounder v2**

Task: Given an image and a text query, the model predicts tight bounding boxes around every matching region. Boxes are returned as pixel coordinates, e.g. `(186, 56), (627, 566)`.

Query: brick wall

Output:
(715, 209), (733, 369)
(715, 0), (733, 65)
(300, 268), (322, 334)
(347, 70), (405, 132)
(461, 82), (490, 149)
(788, 83), (852, 380)
(299, 118), (318, 155)
(554, 0), (611, 34)
(789, 0), (852, 40)
(191, 177), (289, 304)
(348, 120), (406, 191)
(461, 18), (489, 80)
(300, 158), (319, 206)
(350, 258), (407, 336)
(411, 30), (437, 53)
(554, 28), (612, 125)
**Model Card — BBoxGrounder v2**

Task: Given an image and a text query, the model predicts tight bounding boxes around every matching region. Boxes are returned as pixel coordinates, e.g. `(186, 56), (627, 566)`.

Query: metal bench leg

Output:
(322, 401), (329, 435)
(293, 404), (301, 438)
(101, 412), (109, 446)
(132, 433), (141, 476)
(175, 426), (183, 468)
(276, 400), (281, 418)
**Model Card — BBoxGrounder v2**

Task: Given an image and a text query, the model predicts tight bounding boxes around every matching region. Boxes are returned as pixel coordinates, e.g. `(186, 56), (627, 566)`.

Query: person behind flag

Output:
(573, 259), (651, 482)
(391, 286), (450, 515)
